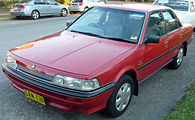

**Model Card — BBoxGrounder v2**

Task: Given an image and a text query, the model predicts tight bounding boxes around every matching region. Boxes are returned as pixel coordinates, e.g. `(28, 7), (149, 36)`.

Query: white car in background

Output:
(69, 0), (104, 12)
(153, 0), (195, 31)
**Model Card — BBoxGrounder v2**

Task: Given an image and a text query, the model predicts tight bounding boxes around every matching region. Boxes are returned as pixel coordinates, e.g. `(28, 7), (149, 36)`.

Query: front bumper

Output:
(2, 64), (115, 114)
(69, 6), (84, 12)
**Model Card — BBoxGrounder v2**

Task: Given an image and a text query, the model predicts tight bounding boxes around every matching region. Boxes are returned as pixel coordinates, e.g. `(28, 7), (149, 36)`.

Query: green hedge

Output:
(0, 1), (19, 8)
(55, 0), (65, 4)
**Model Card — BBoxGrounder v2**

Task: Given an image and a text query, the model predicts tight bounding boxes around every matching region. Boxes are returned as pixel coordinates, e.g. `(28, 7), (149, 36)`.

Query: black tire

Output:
(60, 8), (67, 17)
(167, 45), (184, 69)
(31, 10), (40, 20)
(193, 28), (195, 32)
(84, 7), (89, 12)
(103, 74), (134, 117)
(16, 16), (22, 19)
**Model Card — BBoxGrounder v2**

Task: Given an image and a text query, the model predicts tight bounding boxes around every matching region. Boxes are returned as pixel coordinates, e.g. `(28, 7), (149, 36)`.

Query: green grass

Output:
(164, 81), (195, 120)
(0, 15), (10, 18)
(0, 11), (9, 14)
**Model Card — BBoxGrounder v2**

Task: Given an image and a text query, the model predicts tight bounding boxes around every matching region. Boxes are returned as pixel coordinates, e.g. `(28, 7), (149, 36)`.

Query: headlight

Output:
(5, 56), (17, 69)
(53, 75), (100, 91)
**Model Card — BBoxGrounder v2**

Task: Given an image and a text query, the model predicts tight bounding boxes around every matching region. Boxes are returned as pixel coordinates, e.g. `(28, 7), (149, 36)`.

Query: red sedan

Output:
(2, 4), (193, 117)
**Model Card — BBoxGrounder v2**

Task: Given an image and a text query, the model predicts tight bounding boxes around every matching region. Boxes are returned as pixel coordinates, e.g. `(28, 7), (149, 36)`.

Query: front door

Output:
(141, 11), (169, 79)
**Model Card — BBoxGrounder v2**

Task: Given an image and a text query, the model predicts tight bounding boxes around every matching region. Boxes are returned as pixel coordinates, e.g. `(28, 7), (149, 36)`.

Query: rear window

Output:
(18, 0), (31, 3)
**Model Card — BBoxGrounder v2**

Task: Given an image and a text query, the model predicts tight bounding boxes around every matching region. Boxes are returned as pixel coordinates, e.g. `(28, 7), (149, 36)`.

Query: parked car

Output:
(10, 0), (69, 20)
(2, 4), (193, 117)
(153, 0), (195, 31)
(69, 0), (104, 12)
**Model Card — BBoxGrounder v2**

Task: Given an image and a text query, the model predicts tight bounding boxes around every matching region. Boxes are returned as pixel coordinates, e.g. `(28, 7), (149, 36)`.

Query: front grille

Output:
(17, 65), (53, 82)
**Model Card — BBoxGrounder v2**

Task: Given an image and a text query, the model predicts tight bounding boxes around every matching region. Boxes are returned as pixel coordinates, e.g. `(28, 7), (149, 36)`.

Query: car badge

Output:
(31, 65), (36, 69)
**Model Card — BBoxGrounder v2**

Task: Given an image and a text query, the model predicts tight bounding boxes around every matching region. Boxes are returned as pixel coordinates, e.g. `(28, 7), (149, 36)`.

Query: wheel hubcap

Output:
(177, 48), (183, 65)
(33, 11), (39, 19)
(62, 9), (66, 16)
(115, 83), (131, 111)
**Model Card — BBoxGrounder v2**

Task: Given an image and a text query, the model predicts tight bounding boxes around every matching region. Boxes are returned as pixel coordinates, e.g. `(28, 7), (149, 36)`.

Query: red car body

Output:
(2, 4), (193, 115)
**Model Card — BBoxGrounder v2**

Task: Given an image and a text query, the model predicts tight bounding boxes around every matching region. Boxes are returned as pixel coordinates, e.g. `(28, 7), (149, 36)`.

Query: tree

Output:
(2, 0), (7, 8)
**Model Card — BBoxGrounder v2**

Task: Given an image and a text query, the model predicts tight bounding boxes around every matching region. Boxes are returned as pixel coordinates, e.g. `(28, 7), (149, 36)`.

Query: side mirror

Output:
(144, 35), (160, 44)
(54, 3), (58, 5)
(66, 21), (73, 27)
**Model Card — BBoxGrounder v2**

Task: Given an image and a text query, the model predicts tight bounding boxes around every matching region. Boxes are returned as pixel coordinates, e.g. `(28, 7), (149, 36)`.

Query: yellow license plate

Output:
(24, 89), (46, 105)
(73, 5), (76, 7)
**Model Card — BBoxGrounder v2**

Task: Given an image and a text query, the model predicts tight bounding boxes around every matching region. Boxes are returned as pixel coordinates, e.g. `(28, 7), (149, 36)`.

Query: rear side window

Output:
(34, 0), (46, 4)
(162, 11), (181, 33)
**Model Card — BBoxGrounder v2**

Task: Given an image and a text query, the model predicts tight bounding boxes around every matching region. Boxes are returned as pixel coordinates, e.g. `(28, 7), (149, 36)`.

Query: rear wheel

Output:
(84, 7), (89, 12)
(103, 74), (134, 117)
(167, 45), (184, 69)
(60, 8), (67, 17)
(31, 10), (40, 20)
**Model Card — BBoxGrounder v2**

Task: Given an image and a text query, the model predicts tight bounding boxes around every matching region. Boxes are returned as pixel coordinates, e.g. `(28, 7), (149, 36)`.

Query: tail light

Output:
(19, 6), (25, 9)
(10, 5), (13, 9)
(79, 2), (83, 6)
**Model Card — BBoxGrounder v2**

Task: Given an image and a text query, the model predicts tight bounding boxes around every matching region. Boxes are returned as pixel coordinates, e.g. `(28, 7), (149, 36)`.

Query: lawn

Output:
(164, 81), (195, 120)
(0, 11), (9, 14)
(0, 15), (10, 18)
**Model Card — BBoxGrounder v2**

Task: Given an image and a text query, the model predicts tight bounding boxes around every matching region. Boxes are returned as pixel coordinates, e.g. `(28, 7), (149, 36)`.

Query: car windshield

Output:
(154, 0), (189, 11)
(67, 7), (145, 43)
(18, 0), (31, 3)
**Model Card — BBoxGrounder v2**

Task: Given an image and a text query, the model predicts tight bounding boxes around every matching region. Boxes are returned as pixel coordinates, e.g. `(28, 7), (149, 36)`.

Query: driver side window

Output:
(145, 12), (166, 38)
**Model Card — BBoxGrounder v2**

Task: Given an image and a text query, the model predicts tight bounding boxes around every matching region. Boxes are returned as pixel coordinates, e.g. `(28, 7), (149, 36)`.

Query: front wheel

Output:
(167, 45), (184, 69)
(31, 10), (40, 20)
(60, 9), (67, 17)
(103, 74), (134, 117)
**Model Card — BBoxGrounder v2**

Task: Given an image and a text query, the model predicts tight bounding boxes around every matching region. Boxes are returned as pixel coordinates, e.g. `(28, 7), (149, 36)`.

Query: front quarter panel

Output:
(90, 45), (143, 86)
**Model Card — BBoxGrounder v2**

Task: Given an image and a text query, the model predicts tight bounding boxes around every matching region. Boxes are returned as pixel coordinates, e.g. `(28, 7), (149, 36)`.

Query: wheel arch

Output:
(113, 67), (139, 96)
(31, 9), (40, 14)
(62, 8), (68, 11)
(124, 70), (139, 96)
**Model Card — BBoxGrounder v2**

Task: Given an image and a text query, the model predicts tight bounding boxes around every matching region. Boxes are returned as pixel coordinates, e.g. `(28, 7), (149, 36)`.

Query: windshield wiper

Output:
(104, 37), (136, 44)
(71, 30), (136, 44)
(70, 30), (103, 38)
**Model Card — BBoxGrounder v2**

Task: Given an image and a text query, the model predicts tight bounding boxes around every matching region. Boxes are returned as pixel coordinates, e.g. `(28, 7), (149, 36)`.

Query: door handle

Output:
(165, 41), (169, 45)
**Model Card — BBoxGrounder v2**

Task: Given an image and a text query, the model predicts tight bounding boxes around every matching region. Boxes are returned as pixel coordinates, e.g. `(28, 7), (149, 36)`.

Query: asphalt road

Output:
(0, 16), (195, 120)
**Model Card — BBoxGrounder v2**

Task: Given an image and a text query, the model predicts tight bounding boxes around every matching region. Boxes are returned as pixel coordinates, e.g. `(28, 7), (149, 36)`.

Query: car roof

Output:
(98, 3), (171, 12)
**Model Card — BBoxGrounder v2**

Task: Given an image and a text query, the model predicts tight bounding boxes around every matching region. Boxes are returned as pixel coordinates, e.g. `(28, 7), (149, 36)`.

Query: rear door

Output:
(34, 0), (50, 15)
(48, 0), (60, 15)
(141, 11), (169, 79)
(161, 10), (183, 59)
